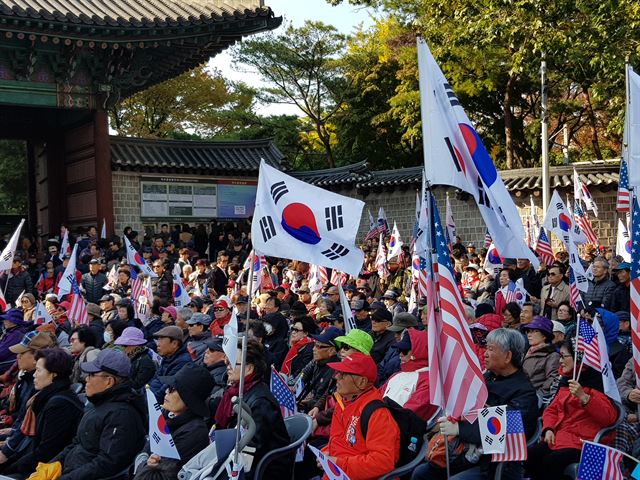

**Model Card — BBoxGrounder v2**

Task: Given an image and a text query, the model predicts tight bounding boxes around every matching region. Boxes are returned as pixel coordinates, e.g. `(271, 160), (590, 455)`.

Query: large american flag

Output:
(630, 197), (640, 385)
(428, 194), (487, 420)
(577, 441), (624, 480)
(617, 157), (630, 213)
(577, 317), (601, 370)
(330, 269), (347, 286)
(535, 228), (555, 266)
(574, 201), (598, 246)
(270, 367), (296, 418)
(491, 410), (527, 462)
(68, 280), (88, 326)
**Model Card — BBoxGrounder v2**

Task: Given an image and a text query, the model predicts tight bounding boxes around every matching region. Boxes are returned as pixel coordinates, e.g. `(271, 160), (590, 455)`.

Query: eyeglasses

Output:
(214, 308), (227, 312)
(559, 353), (573, 359)
(152, 265), (162, 269)
(314, 343), (333, 349)
(88, 372), (114, 380)
(290, 327), (303, 333)
(547, 272), (560, 277)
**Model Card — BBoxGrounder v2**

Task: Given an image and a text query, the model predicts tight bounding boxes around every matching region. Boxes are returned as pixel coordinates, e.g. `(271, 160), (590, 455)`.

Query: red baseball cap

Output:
(160, 306), (177, 321)
(328, 352), (377, 383)
(214, 295), (232, 310)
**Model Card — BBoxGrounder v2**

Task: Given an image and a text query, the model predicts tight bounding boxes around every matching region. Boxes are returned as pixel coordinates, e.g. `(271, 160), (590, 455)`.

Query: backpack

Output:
(360, 397), (427, 468)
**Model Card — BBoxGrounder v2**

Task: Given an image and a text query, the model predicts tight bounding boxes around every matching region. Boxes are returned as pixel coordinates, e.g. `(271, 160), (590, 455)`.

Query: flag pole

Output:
(541, 55), (550, 218)
(572, 313), (581, 382)
(245, 251), (255, 334)
(232, 333), (248, 473)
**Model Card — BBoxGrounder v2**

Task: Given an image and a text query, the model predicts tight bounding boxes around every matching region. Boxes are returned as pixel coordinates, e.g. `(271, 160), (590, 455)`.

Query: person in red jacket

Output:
(323, 352), (400, 480)
(525, 338), (618, 479)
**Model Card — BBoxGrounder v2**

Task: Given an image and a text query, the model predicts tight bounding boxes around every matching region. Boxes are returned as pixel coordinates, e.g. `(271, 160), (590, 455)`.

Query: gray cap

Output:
(81, 349), (131, 377)
(387, 312), (419, 332)
(187, 312), (213, 326)
(153, 325), (184, 342)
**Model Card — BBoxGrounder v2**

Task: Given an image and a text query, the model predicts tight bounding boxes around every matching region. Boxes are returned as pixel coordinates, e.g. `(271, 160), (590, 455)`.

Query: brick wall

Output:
(112, 171), (143, 235)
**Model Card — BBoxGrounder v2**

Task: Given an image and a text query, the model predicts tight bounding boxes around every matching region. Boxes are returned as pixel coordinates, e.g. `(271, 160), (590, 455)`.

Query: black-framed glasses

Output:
(314, 343), (333, 349)
(290, 327), (303, 333)
(214, 308), (226, 312)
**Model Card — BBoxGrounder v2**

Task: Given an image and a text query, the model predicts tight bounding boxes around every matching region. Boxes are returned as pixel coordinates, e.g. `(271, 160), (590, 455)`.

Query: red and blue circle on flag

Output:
(281, 203), (321, 245)
(558, 213), (572, 232)
(157, 414), (170, 435)
(486, 416), (503, 435)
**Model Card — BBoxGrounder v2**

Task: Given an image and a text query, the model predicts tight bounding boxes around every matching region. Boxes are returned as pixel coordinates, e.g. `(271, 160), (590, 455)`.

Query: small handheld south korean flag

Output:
(252, 161), (364, 277)
(478, 405), (507, 455)
(386, 222), (403, 260)
(338, 285), (356, 333)
(308, 445), (350, 480)
(223, 311), (239, 367)
(124, 236), (157, 278)
(145, 387), (180, 460)
(35, 302), (53, 325)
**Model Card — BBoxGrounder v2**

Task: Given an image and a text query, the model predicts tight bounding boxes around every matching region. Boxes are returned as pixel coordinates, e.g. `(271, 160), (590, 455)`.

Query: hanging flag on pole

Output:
(535, 228), (555, 267)
(427, 194), (487, 420)
(569, 268), (585, 312)
(411, 192), (421, 247)
(124, 236), (156, 278)
(626, 67), (640, 188)
(338, 285), (356, 333)
(364, 209), (378, 241)
(35, 302), (53, 325)
(386, 222), (403, 260)
(483, 243), (503, 277)
(270, 367), (296, 418)
(222, 311), (238, 367)
(172, 271), (191, 308)
(530, 196), (540, 246)
(573, 168), (598, 217)
(68, 280), (88, 326)
(308, 264), (325, 294)
(377, 207), (389, 237)
(483, 230), (492, 249)
(243, 251), (265, 296)
(630, 197), (640, 387)
(445, 194), (456, 249)
(251, 161), (364, 277)
(59, 226), (71, 261)
(574, 201), (598, 246)
(57, 244), (79, 297)
(543, 190), (587, 246)
(577, 441), (624, 480)
(616, 215), (632, 262)
(375, 234), (389, 280)
(417, 38), (537, 268)
(0, 219), (25, 272)
(617, 158), (631, 213)
(100, 219), (107, 239)
(145, 388), (180, 460)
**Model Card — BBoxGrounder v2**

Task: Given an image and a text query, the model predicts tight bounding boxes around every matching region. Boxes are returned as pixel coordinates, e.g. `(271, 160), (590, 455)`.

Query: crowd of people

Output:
(0, 220), (631, 480)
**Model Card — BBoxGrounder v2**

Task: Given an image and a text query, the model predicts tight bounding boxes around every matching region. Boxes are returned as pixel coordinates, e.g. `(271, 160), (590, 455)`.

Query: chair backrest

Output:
(594, 401), (625, 444)
(253, 414), (313, 480)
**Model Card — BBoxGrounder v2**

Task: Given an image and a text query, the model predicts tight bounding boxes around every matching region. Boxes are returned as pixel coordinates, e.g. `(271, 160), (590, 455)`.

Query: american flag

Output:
(569, 268), (585, 312)
(574, 201), (598, 246)
(630, 197), (640, 385)
(415, 255), (428, 298)
(491, 410), (527, 462)
(330, 269), (347, 286)
(131, 277), (143, 305)
(270, 367), (296, 418)
(617, 158), (630, 213)
(577, 441), (624, 480)
(535, 228), (555, 266)
(483, 230), (492, 249)
(577, 317), (601, 370)
(503, 281), (517, 304)
(375, 233), (389, 280)
(68, 280), (88, 325)
(427, 194), (487, 420)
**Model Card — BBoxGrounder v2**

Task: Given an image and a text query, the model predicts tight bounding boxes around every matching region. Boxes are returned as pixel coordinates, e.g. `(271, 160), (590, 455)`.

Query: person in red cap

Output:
(209, 295), (232, 336)
(323, 352), (400, 480)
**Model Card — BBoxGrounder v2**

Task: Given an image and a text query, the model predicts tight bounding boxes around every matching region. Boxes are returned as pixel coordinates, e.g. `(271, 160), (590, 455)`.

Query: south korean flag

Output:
(145, 388), (180, 460)
(252, 161), (365, 277)
(543, 190), (587, 247)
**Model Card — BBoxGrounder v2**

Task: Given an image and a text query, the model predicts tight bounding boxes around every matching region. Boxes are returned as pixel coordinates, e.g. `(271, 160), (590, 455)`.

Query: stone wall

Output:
(112, 171), (143, 235)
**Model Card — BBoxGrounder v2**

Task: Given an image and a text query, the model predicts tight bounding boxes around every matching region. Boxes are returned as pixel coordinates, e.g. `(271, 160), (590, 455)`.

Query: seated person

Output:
(521, 316), (560, 397)
(323, 352), (400, 480)
(412, 328), (539, 480)
(50, 349), (147, 479)
(214, 339), (291, 478)
(525, 338), (618, 479)
(380, 329), (438, 421)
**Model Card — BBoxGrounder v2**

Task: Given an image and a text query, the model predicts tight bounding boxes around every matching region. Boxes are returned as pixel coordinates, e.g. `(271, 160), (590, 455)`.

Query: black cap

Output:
(206, 338), (224, 352)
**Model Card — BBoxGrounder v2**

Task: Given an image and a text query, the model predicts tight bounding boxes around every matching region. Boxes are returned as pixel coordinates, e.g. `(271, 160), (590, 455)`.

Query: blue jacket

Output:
(149, 345), (192, 403)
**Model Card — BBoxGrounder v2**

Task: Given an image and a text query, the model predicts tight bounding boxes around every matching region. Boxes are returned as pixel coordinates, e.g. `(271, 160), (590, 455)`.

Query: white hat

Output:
(552, 321), (565, 334)
(311, 292), (322, 305)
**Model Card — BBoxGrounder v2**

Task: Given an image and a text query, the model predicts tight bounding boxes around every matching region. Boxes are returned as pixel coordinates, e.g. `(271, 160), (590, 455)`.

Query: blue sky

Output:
(208, 0), (375, 115)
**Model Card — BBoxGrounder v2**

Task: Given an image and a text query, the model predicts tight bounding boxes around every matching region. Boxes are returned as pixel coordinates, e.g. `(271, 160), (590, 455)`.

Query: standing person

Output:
(80, 259), (108, 304)
(151, 260), (173, 303)
(49, 350), (147, 479)
(610, 262), (631, 313)
(539, 264), (570, 320)
(1, 348), (84, 478)
(1, 257), (33, 306)
(210, 252), (229, 297)
(369, 309), (396, 364)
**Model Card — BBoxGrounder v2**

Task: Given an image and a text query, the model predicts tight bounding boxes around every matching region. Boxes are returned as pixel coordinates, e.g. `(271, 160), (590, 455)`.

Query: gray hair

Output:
(486, 328), (525, 368)
(463, 304), (475, 323)
(593, 257), (609, 269)
(177, 307), (193, 322)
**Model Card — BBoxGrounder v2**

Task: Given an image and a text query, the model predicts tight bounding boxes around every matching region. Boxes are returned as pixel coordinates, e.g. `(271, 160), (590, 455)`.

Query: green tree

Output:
(0, 141), (27, 214)
(233, 21), (349, 168)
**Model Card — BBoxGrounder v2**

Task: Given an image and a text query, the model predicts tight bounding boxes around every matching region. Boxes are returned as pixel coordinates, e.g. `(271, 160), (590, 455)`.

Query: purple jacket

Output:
(0, 326), (27, 363)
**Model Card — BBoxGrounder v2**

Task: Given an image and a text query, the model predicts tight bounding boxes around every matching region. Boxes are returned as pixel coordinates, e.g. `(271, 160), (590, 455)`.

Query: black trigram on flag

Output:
(270, 181), (288, 204)
(259, 216), (276, 243)
(576, 274), (587, 284)
(153, 402), (161, 412)
(480, 409), (489, 418)
(499, 434), (505, 443)
(444, 137), (463, 173)
(152, 432), (161, 444)
(322, 243), (350, 260)
(325, 205), (344, 231)
(443, 82), (461, 107)
(484, 435), (494, 445)
(1, 252), (11, 262)
(495, 406), (505, 416)
(169, 438), (175, 448)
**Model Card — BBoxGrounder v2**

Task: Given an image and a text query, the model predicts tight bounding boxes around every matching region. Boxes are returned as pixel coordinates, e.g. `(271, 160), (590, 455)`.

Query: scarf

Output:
(281, 337), (312, 375)
(214, 372), (262, 429)
(526, 342), (549, 357)
(125, 345), (147, 360)
(20, 394), (37, 437)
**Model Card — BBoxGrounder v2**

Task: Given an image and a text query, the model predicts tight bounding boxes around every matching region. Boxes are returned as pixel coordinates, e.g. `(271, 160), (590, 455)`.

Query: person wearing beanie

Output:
(616, 311), (631, 353)
(521, 316), (560, 397)
(281, 316), (317, 378)
(380, 329), (439, 421)
(369, 309), (395, 364)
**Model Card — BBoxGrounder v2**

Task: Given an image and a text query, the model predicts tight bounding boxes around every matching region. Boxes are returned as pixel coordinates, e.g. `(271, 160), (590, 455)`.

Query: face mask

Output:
(103, 332), (113, 343)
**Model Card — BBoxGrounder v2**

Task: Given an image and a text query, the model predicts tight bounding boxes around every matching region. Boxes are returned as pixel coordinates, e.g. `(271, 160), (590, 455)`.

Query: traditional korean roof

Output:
(110, 136), (285, 175)
(291, 160), (621, 192)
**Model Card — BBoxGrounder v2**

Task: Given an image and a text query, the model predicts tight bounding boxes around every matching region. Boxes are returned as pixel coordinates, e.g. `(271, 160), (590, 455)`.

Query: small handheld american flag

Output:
(270, 367), (296, 418)
(577, 441), (624, 480)
(577, 318), (600, 370)
(491, 410), (527, 462)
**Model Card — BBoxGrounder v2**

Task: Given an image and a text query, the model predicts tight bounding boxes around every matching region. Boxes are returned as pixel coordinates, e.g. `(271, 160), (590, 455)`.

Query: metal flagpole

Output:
(541, 55), (550, 218)
(245, 251), (255, 333)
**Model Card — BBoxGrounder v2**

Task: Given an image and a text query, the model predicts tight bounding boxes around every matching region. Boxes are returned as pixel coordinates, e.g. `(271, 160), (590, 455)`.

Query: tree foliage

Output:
(0, 141), (27, 214)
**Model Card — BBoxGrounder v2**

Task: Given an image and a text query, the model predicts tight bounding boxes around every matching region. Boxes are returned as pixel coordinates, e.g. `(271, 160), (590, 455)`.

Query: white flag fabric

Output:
(136, 277), (154, 325)
(0, 219), (24, 272)
(375, 234), (389, 279)
(573, 168), (598, 217)
(57, 244), (79, 297)
(483, 243), (503, 277)
(35, 302), (53, 325)
(308, 445), (350, 480)
(338, 285), (356, 333)
(105, 265), (118, 291)
(627, 68), (640, 187)
(100, 219), (107, 239)
(589, 318), (622, 403)
(417, 39), (537, 268)
(377, 207), (389, 235)
(252, 161), (364, 277)
(308, 264), (324, 294)
(222, 311), (239, 367)
(445, 195), (457, 246)
(568, 240), (590, 293)
(543, 191), (587, 246)
(124, 236), (157, 278)
(616, 216), (632, 262)
(243, 251), (264, 297)
(386, 222), (403, 260)
(415, 170), (429, 257)
(59, 227), (71, 261)
(529, 196), (540, 247)
(478, 405), (507, 454)
(172, 272), (191, 308)
(145, 388), (180, 460)
(172, 262), (182, 278)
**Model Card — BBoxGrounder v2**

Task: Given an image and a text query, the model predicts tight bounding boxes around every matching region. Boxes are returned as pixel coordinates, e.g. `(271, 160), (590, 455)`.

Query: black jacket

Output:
(610, 283), (630, 313)
(206, 360), (227, 399)
(208, 266), (227, 298)
(298, 354), (339, 412)
(241, 381), (292, 479)
(290, 342), (314, 379)
(583, 277), (616, 310)
(81, 272), (108, 304)
(5, 379), (84, 476)
(263, 312), (289, 370)
(55, 382), (146, 480)
(129, 347), (157, 392)
(370, 329), (396, 364)
(152, 271), (173, 302)
(88, 318), (105, 349)
(1, 270), (33, 305)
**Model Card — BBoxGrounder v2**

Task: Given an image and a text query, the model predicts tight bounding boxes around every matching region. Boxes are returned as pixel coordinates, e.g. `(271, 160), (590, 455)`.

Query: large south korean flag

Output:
(252, 161), (365, 277)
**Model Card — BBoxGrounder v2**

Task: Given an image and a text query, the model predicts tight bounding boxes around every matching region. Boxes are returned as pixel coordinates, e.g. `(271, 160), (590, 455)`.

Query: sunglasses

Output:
(214, 308), (227, 312)
(290, 327), (303, 333)
(314, 343), (333, 349)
